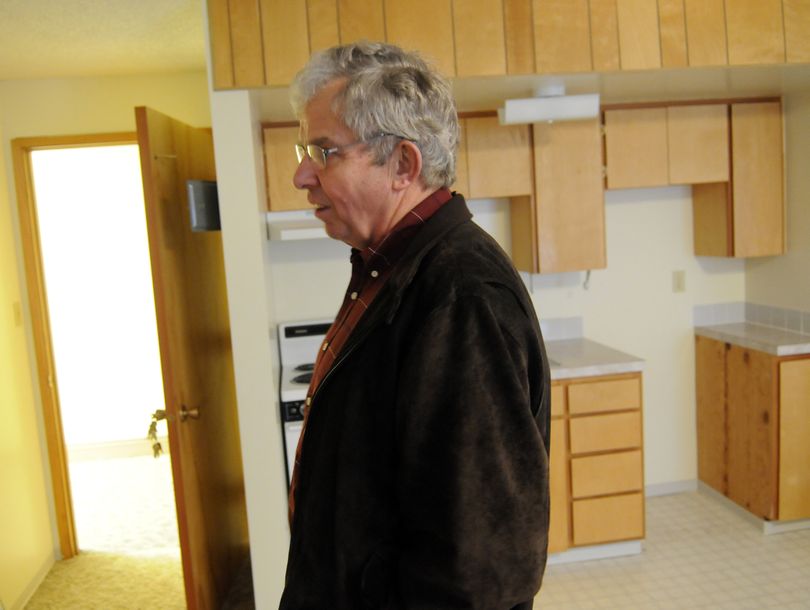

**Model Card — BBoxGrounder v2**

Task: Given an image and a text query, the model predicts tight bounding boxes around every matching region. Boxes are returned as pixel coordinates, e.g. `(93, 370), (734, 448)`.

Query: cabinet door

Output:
(692, 182), (732, 257)
(667, 104), (729, 185)
(604, 107), (669, 189)
(533, 118), (605, 273)
(658, 0), (688, 68)
(504, 0), (536, 73)
(684, 0), (727, 66)
(263, 126), (311, 211)
(616, 0), (662, 69)
(784, 0), (810, 63)
(569, 411), (642, 454)
(568, 375), (642, 415)
(572, 492), (644, 545)
(778, 358), (810, 520)
(385, 0), (455, 76)
(338, 0), (385, 44)
(571, 450), (643, 497)
(726, 344), (779, 520)
(548, 418), (570, 553)
(308, 0), (340, 52)
(533, 0), (592, 73)
(725, 0), (785, 65)
(466, 117), (532, 199)
(229, 0), (266, 87)
(208, 0), (235, 89)
(550, 383), (565, 417)
(453, 0), (507, 76)
(589, 0), (621, 71)
(695, 335), (728, 494)
(730, 102), (784, 257)
(260, 0), (310, 86)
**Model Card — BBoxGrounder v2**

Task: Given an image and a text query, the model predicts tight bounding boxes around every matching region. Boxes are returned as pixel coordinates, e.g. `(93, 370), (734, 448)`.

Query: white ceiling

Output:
(0, 0), (206, 80)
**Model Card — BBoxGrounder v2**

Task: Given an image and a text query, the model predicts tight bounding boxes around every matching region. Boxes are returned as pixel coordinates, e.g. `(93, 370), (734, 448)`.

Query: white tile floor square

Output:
(536, 491), (810, 609)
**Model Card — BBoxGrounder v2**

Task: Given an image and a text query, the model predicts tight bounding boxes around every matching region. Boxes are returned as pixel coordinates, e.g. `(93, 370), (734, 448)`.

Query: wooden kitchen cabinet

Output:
(692, 101), (784, 257)
(657, 0), (688, 68)
(549, 372), (645, 553)
(337, 0), (385, 47)
(667, 104), (729, 185)
(263, 125), (310, 212)
(725, 0), (785, 66)
(615, 0), (662, 69)
(784, 0), (810, 63)
(695, 335), (810, 521)
(384, 0), (456, 76)
(604, 107), (669, 189)
(464, 117), (532, 199)
(533, 0), (592, 73)
(529, 118), (606, 273)
(589, 0), (621, 71)
(683, 0), (728, 66)
(453, 0), (507, 76)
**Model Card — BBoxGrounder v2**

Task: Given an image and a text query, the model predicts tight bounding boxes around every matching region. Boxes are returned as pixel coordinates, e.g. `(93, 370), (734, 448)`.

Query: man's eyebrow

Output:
(308, 136), (333, 147)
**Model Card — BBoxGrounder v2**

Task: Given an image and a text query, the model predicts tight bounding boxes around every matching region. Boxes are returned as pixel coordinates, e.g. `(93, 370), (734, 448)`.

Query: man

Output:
(282, 41), (550, 610)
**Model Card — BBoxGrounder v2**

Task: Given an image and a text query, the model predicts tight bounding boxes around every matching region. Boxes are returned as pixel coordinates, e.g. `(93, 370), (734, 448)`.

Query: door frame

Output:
(11, 132), (137, 559)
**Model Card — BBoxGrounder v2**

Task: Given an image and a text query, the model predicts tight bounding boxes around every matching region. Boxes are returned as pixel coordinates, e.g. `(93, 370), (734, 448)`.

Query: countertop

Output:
(695, 322), (810, 357)
(546, 338), (644, 380)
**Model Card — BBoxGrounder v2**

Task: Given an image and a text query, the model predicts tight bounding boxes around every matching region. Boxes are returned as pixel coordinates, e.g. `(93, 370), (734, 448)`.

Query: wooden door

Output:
(726, 344), (779, 520)
(695, 335), (727, 493)
(778, 358), (810, 520)
(135, 107), (250, 610)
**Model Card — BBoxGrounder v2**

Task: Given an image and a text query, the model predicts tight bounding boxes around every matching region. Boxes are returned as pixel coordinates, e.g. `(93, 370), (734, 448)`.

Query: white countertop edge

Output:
(551, 361), (644, 380)
(695, 325), (810, 357)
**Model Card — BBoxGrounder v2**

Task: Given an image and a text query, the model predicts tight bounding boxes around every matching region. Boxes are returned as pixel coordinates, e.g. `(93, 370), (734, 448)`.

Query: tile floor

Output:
(536, 491), (810, 609)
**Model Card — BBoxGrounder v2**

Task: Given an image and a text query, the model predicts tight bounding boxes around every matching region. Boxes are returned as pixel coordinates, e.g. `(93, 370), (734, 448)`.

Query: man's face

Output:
(293, 79), (395, 250)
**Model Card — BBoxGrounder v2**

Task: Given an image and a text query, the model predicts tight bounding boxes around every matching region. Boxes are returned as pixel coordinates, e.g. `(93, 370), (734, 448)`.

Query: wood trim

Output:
(601, 96), (781, 112)
(8, 133), (135, 559)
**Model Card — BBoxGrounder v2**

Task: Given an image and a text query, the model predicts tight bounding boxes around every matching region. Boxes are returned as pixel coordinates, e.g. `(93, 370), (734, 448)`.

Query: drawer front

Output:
(568, 376), (641, 415)
(569, 411), (642, 455)
(572, 492), (644, 546)
(551, 383), (565, 417)
(571, 449), (643, 498)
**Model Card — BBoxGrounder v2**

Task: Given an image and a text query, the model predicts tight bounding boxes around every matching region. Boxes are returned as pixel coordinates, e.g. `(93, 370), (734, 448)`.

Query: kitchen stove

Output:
(277, 318), (332, 486)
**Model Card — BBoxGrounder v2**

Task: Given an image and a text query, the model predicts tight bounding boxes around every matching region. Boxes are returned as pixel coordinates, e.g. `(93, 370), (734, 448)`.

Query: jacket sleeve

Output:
(392, 288), (550, 609)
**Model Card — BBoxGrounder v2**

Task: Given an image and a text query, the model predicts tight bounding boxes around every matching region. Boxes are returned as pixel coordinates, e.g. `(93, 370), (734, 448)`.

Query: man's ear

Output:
(391, 140), (423, 191)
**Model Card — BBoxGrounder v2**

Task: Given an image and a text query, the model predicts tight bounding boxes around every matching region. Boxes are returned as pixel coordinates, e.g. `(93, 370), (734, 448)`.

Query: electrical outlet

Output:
(672, 270), (686, 293)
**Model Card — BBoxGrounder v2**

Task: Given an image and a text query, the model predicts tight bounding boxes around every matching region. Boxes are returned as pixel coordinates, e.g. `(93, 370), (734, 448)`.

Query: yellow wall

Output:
(0, 70), (210, 609)
(0, 121), (55, 610)
(746, 92), (810, 310)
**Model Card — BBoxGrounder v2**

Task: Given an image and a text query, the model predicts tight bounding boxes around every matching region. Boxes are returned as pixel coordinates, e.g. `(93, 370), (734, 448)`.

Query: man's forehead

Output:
(299, 79), (352, 143)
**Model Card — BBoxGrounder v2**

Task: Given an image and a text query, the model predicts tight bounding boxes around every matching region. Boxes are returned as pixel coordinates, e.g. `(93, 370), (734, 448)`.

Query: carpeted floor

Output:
(25, 454), (186, 609)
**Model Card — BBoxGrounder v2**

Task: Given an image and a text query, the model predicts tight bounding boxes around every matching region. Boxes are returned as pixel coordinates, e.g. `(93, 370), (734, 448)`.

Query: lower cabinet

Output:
(548, 372), (645, 554)
(695, 335), (810, 520)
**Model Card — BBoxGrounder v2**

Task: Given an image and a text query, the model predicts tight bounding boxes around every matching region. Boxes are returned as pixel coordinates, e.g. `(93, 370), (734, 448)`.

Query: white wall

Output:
(746, 91), (810, 310)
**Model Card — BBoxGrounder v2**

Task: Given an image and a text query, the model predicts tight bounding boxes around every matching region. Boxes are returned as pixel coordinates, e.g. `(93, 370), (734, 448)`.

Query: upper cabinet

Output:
(693, 102), (784, 258)
(208, 0), (810, 88)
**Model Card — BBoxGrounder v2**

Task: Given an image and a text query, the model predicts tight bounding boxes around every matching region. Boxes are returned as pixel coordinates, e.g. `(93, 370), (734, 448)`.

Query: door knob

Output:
(179, 405), (200, 422)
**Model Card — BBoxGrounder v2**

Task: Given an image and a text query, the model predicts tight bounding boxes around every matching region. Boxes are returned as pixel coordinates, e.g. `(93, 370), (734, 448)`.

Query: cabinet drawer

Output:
(571, 450), (643, 498)
(568, 376), (641, 414)
(570, 411), (642, 454)
(572, 492), (644, 545)
(551, 384), (565, 417)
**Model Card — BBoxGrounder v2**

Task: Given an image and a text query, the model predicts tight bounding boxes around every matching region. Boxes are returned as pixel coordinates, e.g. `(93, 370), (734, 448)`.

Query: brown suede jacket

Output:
(280, 194), (551, 610)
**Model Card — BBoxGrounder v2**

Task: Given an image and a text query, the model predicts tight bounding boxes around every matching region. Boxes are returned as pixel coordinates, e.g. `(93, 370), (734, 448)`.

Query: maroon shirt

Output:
(288, 187), (452, 522)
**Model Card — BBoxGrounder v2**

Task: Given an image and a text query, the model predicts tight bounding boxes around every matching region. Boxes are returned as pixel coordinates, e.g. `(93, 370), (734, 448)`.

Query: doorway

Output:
(21, 139), (180, 558)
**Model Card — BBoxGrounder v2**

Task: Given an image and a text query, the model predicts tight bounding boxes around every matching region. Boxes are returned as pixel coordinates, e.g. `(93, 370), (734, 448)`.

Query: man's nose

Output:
(293, 156), (318, 190)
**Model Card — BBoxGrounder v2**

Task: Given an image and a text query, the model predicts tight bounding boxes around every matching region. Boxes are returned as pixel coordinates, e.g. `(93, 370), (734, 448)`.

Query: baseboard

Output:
(645, 479), (698, 497)
(548, 540), (643, 565)
(67, 437), (170, 461)
(11, 552), (54, 610)
(697, 481), (810, 535)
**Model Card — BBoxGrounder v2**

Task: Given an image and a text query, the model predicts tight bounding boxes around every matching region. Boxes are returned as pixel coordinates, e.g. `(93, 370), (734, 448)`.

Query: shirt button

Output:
(350, 291), (358, 300)
(305, 396), (312, 406)
(322, 341), (328, 351)
(370, 270), (379, 278)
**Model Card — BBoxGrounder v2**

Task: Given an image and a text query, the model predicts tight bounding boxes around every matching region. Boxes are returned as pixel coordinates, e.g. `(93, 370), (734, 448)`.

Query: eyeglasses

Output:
(295, 133), (404, 169)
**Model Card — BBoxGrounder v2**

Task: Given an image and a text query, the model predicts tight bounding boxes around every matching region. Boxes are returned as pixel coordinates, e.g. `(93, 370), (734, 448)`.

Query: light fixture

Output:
(498, 84), (600, 125)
